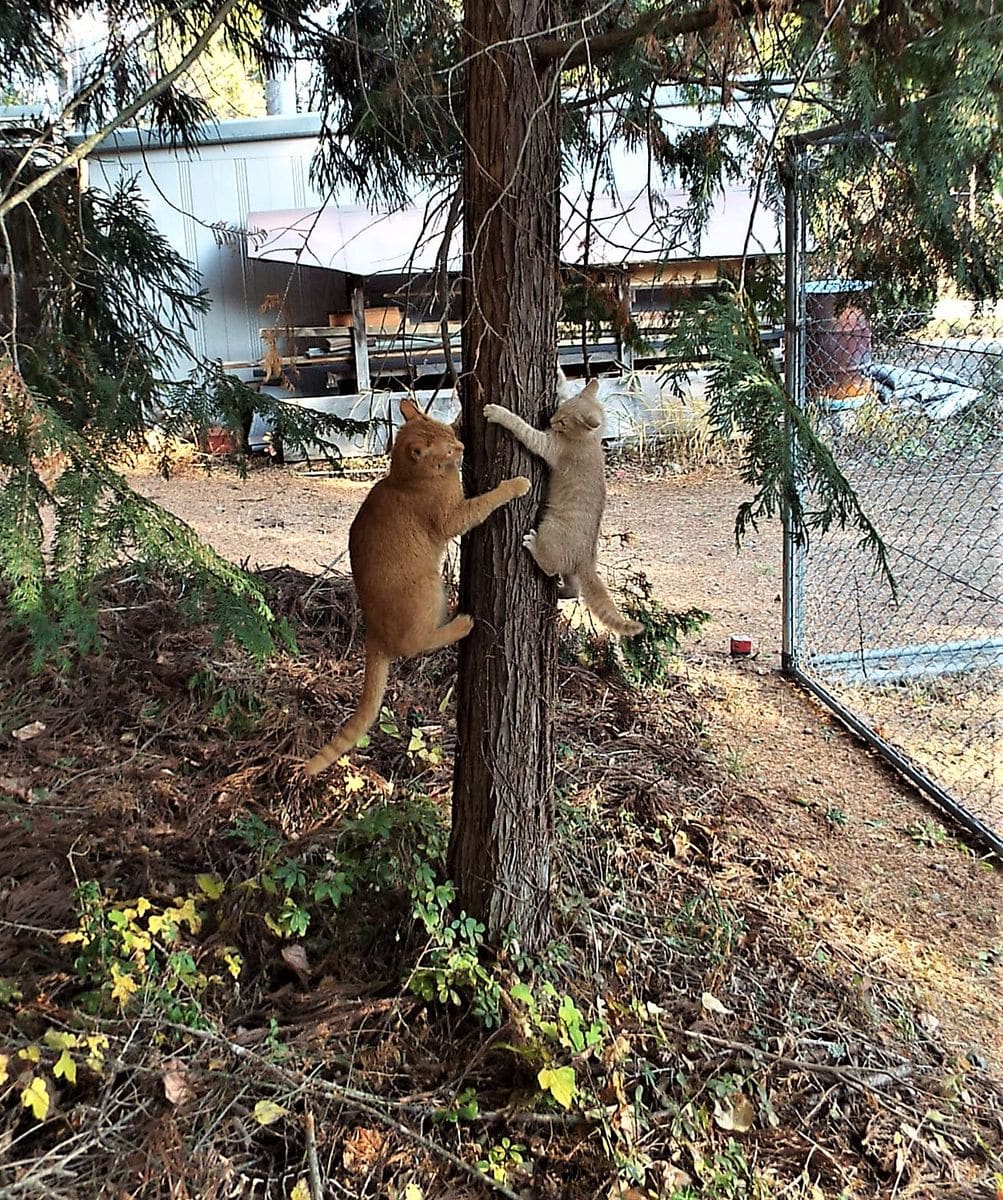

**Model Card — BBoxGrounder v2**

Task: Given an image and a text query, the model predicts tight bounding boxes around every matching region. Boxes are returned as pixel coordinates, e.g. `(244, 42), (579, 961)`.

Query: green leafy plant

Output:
(476, 1136), (527, 1184)
(619, 574), (710, 688)
(58, 879), (240, 1025)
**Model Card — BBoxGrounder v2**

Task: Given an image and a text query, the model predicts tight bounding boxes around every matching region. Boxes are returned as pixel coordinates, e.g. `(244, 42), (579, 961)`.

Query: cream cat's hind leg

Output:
(524, 530), (579, 596)
(523, 528), (563, 578)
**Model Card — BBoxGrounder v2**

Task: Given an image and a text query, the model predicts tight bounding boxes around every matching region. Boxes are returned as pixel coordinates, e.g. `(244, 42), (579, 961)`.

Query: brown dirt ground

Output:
(123, 454), (1003, 1078)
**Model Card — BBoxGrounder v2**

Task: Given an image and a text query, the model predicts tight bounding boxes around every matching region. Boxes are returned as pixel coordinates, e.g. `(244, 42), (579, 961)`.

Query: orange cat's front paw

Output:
(455, 614), (475, 637)
(506, 476), (531, 498)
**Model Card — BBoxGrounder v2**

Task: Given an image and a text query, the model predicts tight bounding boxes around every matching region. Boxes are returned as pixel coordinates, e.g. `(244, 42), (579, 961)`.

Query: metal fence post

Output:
(782, 140), (806, 675)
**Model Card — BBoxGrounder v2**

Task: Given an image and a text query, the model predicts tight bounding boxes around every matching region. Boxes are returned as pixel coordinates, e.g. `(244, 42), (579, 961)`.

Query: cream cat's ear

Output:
(400, 399), (423, 422)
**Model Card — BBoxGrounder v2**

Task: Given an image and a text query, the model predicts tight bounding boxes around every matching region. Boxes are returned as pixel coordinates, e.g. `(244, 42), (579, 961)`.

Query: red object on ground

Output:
(730, 634), (754, 657)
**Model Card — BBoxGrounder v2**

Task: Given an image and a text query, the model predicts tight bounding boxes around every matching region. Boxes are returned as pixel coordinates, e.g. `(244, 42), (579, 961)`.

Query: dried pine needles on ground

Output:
(0, 568), (1000, 1200)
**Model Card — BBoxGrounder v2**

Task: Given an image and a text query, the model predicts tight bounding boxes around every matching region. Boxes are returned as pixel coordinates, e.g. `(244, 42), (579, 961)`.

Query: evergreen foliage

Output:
(1, 0), (1000, 660)
(0, 141), (356, 660)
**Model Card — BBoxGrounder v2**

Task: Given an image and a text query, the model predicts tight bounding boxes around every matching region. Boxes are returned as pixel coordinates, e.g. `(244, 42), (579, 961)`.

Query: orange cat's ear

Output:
(400, 399), (423, 422)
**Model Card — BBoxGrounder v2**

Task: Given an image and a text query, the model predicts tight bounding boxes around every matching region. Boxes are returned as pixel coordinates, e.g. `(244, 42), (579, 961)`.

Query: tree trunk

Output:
(448, 0), (561, 952)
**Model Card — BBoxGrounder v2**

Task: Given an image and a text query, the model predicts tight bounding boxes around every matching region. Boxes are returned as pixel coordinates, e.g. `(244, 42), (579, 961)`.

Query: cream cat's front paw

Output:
(505, 476), (531, 498)
(483, 403), (507, 423)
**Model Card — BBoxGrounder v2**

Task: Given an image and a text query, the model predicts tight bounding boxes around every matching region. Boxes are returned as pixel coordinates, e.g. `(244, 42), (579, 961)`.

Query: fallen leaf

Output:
(290, 1180), (312, 1200)
(0, 776), (32, 799)
(12, 721), (46, 742)
(343, 1125), (387, 1173)
(701, 991), (732, 1016)
(163, 1062), (195, 1106)
(253, 1099), (288, 1126)
(652, 1162), (693, 1195)
(713, 1092), (756, 1132)
(281, 944), (310, 978)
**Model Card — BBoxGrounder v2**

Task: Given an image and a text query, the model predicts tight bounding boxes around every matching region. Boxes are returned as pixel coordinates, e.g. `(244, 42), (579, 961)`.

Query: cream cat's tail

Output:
(577, 565), (644, 638)
(304, 646), (391, 777)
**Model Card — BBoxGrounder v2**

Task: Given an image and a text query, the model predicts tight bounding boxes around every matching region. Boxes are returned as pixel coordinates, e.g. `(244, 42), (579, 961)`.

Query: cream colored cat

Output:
(304, 400), (530, 776)
(484, 377), (643, 637)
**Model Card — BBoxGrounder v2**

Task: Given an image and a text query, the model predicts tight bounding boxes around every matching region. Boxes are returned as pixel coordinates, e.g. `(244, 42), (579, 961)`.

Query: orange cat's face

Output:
(393, 400), (463, 476)
(550, 382), (603, 440)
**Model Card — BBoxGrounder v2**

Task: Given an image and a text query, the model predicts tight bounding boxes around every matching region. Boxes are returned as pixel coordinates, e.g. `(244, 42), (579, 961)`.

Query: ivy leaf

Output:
(538, 1065), (577, 1110)
(289, 1181), (312, 1200)
(253, 1099), (288, 1126)
(196, 874), (225, 900)
(43, 1030), (80, 1051)
(110, 964), (139, 1010)
(53, 1050), (78, 1085)
(21, 1075), (50, 1120)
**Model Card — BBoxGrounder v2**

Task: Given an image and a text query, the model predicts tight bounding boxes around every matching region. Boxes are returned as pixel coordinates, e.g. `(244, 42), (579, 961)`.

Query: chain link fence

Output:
(782, 148), (1002, 855)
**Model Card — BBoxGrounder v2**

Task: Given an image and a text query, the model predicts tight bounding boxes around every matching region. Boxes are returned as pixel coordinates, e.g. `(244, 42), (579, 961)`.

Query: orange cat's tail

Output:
(304, 646), (391, 777)
(577, 565), (644, 638)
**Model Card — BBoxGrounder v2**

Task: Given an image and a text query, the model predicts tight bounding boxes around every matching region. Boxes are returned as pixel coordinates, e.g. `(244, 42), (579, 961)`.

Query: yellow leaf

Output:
(345, 772), (365, 794)
(136, 896), (152, 916)
(110, 964), (139, 1010)
(0, 1054), (8, 1084)
(401, 1185), (424, 1200)
(219, 947), (243, 979)
(253, 1099), (288, 1126)
(21, 1075), (50, 1120)
(59, 931), (86, 945)
(197, 874), (225, 900)
(174, 897), (203, 934)
(538, 1065), (577, 1110)
(43, 1030), (79, 1052)
(86, 1035), (109, 1074)
(53, 1050), (77, 1085)
(18, 1044), (41, 1063)
(289, 1180), (312, 1200)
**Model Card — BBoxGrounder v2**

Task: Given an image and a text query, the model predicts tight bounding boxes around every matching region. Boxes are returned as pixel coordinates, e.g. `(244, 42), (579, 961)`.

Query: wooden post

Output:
(348, 276), (371, 391)
(616, 269), (634, 371)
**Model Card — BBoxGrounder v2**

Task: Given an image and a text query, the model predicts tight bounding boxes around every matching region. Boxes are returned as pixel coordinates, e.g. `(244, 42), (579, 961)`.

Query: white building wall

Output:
(79, 116), (331, 370)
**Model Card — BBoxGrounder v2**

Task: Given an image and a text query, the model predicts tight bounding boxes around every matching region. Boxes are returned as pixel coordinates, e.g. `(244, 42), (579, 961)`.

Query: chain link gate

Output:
(781, 139), (1003, 858)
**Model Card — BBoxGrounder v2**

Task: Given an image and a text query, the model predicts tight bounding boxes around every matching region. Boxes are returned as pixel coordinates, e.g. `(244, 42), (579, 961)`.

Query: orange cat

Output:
(484, 378), (643, 637)
(304, 399), (530, 776)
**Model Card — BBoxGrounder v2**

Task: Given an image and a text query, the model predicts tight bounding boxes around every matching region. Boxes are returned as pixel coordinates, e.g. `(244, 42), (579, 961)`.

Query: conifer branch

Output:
(532, 5), (720, 68)
(0, 0), (240, 220)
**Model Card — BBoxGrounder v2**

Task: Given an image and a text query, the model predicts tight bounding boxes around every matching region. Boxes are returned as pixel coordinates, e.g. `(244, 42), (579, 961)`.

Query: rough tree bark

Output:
(448, 0), (561, 952)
